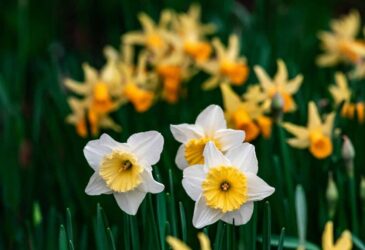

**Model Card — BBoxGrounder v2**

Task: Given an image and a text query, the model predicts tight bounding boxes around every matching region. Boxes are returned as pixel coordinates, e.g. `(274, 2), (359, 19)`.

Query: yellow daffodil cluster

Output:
(65, 5), (250, 137)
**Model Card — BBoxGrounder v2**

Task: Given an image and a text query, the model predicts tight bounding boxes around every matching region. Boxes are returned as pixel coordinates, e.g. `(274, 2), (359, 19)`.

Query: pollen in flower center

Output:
(99, 150), (143, 192)
(184, 138), (221, 165)
(202, 166), (247, 213)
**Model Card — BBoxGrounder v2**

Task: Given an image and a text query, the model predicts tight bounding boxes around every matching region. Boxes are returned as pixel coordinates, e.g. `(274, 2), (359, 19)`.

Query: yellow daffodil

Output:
(123, 10), (172, 55)
(200, 34), (249, 89)
(120, 52), (156, 112)
(317, 10), (365, 67)
(251, 59), (303, 113)
(282, 101), (335, 159)
(170, 5), (215, 63)
(322, 221), (352, 250)
(166, 233), (211, 250)
(182, 142), (274, 228)
(84, 132), (165, 215)
(220, 84), (272, 141)
(329, 72), (364, 123)
(170, 105), (244, 169)
(66, 97), (121, 137)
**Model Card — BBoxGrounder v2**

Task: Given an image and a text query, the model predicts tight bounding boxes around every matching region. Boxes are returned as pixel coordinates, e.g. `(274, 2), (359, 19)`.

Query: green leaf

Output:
(262, 201), (271, 250)
(59, 225), (68, 250)
(295, 185), (307, 247)
(277, 228), (285, 250)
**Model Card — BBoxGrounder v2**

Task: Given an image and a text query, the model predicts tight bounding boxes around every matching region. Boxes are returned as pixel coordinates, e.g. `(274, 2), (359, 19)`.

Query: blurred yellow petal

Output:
(212, 38), (226, 60)
(287, 138), (310, 149)
(202, 76), (220, 90)
(227, 34), (239, 60)
(197, 233), (211, 250)
(64, 78), (90, 95)
(282, 123), (309, 139)
(333, 231), (352, 250)
(285, 74), (303, 94)
(220, 84), (241, 113)
(316, 53), (340, 67)
(308, 101), (322, 130)
(330, 10), (360, 39)
(254, 65), (273, 91)
(356, 102), (365, 123)
(274, 59), (288, 84)
(166, 236), (191, 250)
(257, 116), (272, 139)
(138, 12), (156, 33)
(322, 112), (335, 137)
(322, 222), (334, 250)
(82, 63), (98, 83)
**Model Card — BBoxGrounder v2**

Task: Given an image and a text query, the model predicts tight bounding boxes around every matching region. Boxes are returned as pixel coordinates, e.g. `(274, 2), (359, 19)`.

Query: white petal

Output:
(203, 142), (230, 168)
(214, 129), (245, 151)
(225, 143), (258, 174)
(170, 124), (204, 143)
(182, 165), (206, 201)
(127, 131), (164, 166)
(193, 195), (223, 228)
(221, 202), (254, 225)
(175, 144), (189, 170)
(246, 173), (275, 202)
(138, 170), (164, 194)
(195, 105), (226, 137)
(85, 173), (112, 195)
(113, 189), (147, 215)
(83, 133), (120, 171)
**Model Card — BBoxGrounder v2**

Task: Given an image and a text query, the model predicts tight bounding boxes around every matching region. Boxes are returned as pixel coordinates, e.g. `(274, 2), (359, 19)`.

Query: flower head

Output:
(182, 142), (274, 228)
(322, 221), (352, 250)
(84, 132), (164, 215)
(170, 104), (245, 169)
(200, 35), (249, 89)
(220, 84), (272, 141)
(251, 59), (303, 113)
(282, 101), (335, 159)
(317, 10), (365, 67)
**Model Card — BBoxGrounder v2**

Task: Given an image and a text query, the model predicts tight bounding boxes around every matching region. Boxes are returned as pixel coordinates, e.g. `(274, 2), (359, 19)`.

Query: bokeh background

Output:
(1, 0), (365, 249)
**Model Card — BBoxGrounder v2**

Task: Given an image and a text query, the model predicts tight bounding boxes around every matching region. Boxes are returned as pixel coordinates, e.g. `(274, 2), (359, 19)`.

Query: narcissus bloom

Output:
(182, 142), (274, 228)
(251, 59), (303, 113)
(170, 105), (244, 169)
(322, 221), (352, 250)
(221, 84), (272, 142)
(329, 72), (364, 123)
(166, 233), (211, 250)
(84, 132), (164, 215)
(282, 101), (336, 159)
(200, 35), (249, 89)
(317, 10), (365, 68)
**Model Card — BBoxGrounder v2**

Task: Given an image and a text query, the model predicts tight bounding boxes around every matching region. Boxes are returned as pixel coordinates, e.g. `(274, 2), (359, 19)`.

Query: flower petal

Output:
(196, 105), (226, 137)
(127, 131), (164, 166)
(214, 129), (245, 151)
(274, 59), (288, 84)
(138, 170), (165, 194)
(246, 173), (275, 202)
(85, 173), (112, 195)
(83, 133), (120, 171)
(203, 142), (230, 168)
(182, 165), (206, 201)
(225, 143), (258, 174)
(113, 189), (146, 215)
(170, 124), (204, 143)
(308, 101), (322, 130)
(221, 202), (254, 225)
(193, 195), (223, 228)
(175, 144), (189, 170)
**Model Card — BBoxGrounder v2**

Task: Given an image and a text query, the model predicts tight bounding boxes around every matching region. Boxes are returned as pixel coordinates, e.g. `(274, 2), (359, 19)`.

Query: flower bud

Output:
(342, 135), (355, 176)
(360, 177), (365, 202)
(326, 172), (338, 218)
(271, 92), (284, 122)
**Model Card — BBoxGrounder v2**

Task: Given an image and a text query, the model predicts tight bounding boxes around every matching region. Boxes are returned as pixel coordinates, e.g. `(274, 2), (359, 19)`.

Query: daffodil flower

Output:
(329, 72), (364, 123)
(200, 35), (249, 90)
(282, 101), (335, 159)
(317, 10), (365, 67)
(251, 59), (303, 113)
(170, 104), (244, 169)
(84, 132), (164, 215)
(166, 232), (211, 250)
(182, 142), (274, 228)
(322, 221), (352, 250)
(220, 84), (272, 142)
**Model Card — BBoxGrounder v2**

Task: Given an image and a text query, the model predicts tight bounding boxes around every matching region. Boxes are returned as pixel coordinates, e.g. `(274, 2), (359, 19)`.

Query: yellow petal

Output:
(253, 65), (273, 91)
(197, 233), (211, 250)
(287, 138), (310, 149)
(82, 63), (98, 83)
(308, 101), (322, 130)
(227, 34), (239, 60)
(282, 122), (309, 138)
(64, 78), (90, 95)
(322, 222), (334, 250)
(331, 10), (360, 39)
(322, 112), (335, 137)
(334, 230), (352, 250)
(212, 38), (226, 60)
(286, 74), (303, 94)
(202, 76), (220, 90)
(138, 12), (156, 33)
(316, 53), (340, 67)
(166, 236), (191, 250)
(274, 59), (288, 84)
(220, 83), (241, 112)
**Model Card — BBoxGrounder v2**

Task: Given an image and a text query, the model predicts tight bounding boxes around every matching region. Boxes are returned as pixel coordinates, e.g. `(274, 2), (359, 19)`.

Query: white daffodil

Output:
(182, 142), (274, 228)
(170, 104), (245, 170)
(83, 132), (165, 215)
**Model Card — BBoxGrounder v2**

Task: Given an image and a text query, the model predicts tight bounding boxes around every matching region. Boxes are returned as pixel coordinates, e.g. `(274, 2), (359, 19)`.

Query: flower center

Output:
(232, 108), (259, 142)
(99, 150), (143, 192)
(123, 83), (154, 112)
(268, 89), (294, 113)
(183, 41), (212, 62)
(220, 61), (249, 85)
(146, 34), (164, 49)
(91, 82), (114, 113)
(202, 166), (247, 213)
(184, 138), (221, 165)
(339, 40), (365, 63)
(309, 131), (333, 159)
